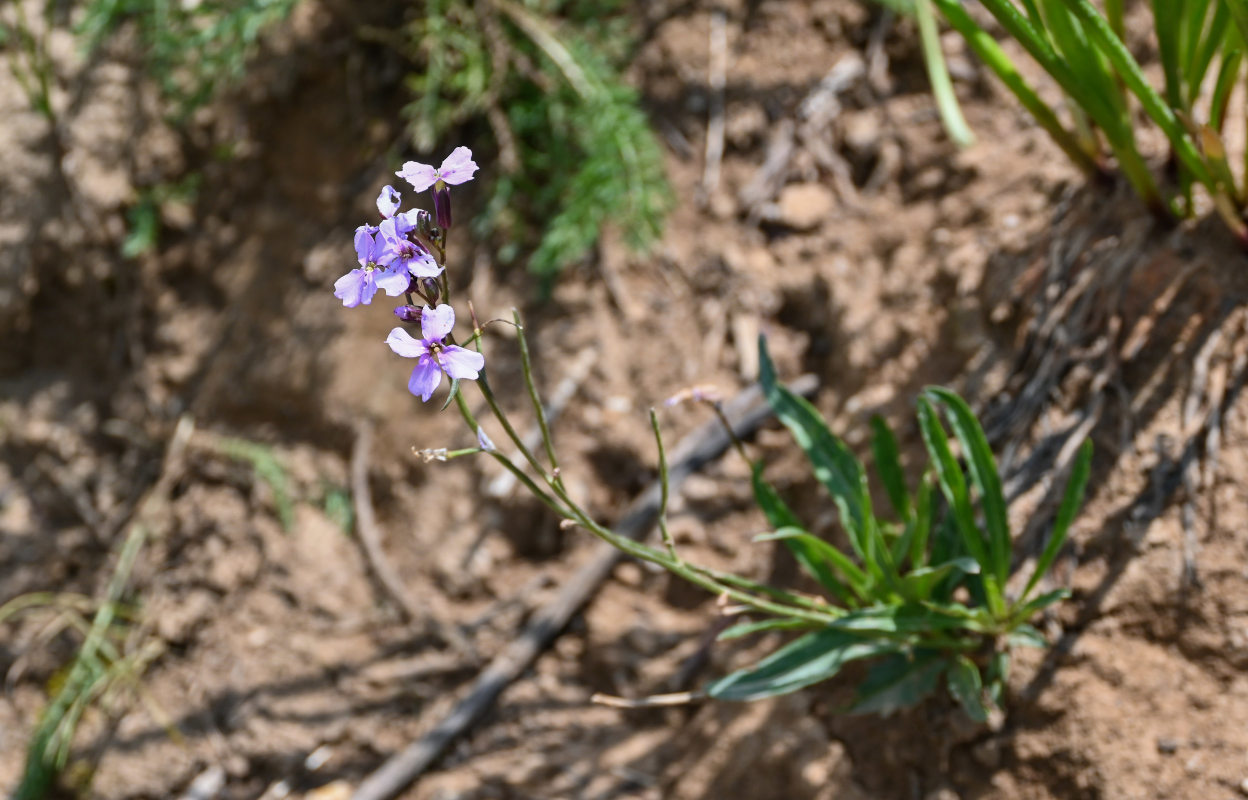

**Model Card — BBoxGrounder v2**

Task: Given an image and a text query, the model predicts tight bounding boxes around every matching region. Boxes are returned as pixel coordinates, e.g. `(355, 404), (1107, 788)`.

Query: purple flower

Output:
(378, 215), (441, 279)
(396, 147), (479, 193)
(334, 187), (444, 307)
(385, 304), (485, 402)
(334, 224), (410, 307)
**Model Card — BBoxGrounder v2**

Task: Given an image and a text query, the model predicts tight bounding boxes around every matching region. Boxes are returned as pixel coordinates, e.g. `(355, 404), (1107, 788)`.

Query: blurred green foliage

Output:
(403, 0), (670, 281)
(77, 0), (300, 120)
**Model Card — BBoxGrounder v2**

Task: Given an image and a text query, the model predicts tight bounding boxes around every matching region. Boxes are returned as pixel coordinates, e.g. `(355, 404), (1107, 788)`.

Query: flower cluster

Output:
(335, 147), (481, 402)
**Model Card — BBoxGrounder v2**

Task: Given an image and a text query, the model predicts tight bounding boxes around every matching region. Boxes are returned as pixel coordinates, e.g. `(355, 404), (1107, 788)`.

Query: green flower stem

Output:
(649, 409), (678, 559)
(693, 565), (844, 615)
(511, 310), (561, 483)
(453, 389), (572, 518)
(933, 0), (1100, 175)
(475, 369), (553, 483)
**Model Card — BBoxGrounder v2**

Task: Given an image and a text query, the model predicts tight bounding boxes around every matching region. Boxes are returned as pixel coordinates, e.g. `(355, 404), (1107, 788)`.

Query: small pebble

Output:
(1156, 737), (1179, 755)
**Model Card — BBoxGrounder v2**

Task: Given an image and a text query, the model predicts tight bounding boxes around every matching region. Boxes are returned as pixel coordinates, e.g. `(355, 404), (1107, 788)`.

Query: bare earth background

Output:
(3, 1), (1248, 798)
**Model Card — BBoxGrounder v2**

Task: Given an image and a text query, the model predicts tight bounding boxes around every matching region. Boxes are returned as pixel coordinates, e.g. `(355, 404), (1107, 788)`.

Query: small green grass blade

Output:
(922, 387), (1011, 590)
(870, 416), (912, 522)
(1022, 439), (1092, 601)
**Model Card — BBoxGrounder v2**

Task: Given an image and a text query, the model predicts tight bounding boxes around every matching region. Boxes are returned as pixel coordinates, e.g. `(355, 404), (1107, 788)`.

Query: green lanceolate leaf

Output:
(1012, 588), (1070, 624)
(718, 617), (820, 641)
(871, 416), (911, 521)
(897, 556), (979, 602)
(1023, 438), (1092, 601)
(1008, 623), (1049, 649)
(827, 602), (987, 636)
(707, 628), (901, 701)
(947, 655), (989, 722)
(752, 468), (860, 607)
(916, 397), (1003, 615)
(758, 337), (873, 562)
(848, 652), (947, 715)
(754, 526), (868, 605)
(922, 387), (1011, 592)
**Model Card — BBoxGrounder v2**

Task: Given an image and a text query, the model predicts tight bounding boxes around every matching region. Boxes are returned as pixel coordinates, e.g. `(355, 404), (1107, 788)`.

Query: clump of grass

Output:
(927, 0), (1248, 242)
(8, 526), (165, 800)
(399, 0), (670, 282)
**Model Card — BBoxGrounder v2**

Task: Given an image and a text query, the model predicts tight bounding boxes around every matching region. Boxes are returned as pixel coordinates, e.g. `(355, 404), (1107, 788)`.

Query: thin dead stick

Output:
(591, 690), (701, 708)
(352, 421), (423, 622)
(350, 374), (819, 800)
(698, 6), (728, 204)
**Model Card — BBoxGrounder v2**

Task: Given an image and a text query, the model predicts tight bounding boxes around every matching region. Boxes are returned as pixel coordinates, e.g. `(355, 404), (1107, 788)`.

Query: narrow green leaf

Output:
(914, 0), (975, 146)
(707, 628), (901, 701)
(754, 526), (869, 603)
(752, 468), (860, 607)
(848, 652), (946, 715)
(758, 337), (872, 561)
(870, 416), (911, 521)
(1060, 0), (1215, 189)
(828, 603), (984, 635)
(916, 397), (1002, 615)
(947, 655), (988, 722)
(909, 477), (934, 568)
(932, 0), (1100, 175)
(923, 387), (1011, 591)
(986, 650), (1009, 707)
(1209, 51), (1243, 134)
(897, 556), (979, 602)
(1008, 623), (1049, 649)
(1151, 0), (1184, 110)
(1022, 439), (1092, 601)
(1012, 588), (1070, 624)
(718, 617), (820, 641)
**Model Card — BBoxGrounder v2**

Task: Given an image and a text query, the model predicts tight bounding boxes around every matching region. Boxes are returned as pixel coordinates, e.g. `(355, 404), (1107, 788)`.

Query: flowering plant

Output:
(337, 147), (1092, 718)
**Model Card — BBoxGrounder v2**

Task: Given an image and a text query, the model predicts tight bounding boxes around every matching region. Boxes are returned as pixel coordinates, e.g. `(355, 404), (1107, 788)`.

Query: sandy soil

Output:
(3, 1), (1248, 798)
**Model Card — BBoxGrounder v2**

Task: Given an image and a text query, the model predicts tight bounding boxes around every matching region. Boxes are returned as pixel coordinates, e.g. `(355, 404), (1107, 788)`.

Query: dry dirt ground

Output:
(3, 1), (1248, 798)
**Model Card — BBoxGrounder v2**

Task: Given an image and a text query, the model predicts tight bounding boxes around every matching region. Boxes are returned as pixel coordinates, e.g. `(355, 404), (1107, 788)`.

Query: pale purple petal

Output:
(439, 345), (484, 380)
(354, 227), (376, 266)
(420, 304), (455, 341)
(437, 147), (478, 185)
(374, 263), (411, 296)
(398, 208), (429, 230)
(376, 185), (401, 218)
(385, 327), (428, 358)
(405, 250), (443, 279)
(408, 356), (442, 402)
(476, 427), (496, 452)
(396, 160), (439, 193)
(334, 269), (375, 308)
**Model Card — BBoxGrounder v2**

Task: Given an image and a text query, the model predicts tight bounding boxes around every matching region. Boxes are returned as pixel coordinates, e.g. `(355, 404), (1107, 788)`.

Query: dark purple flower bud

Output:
(433, 182), (453, 229)
(394, 304), (422, 323)
(420, 277), (441, 304)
